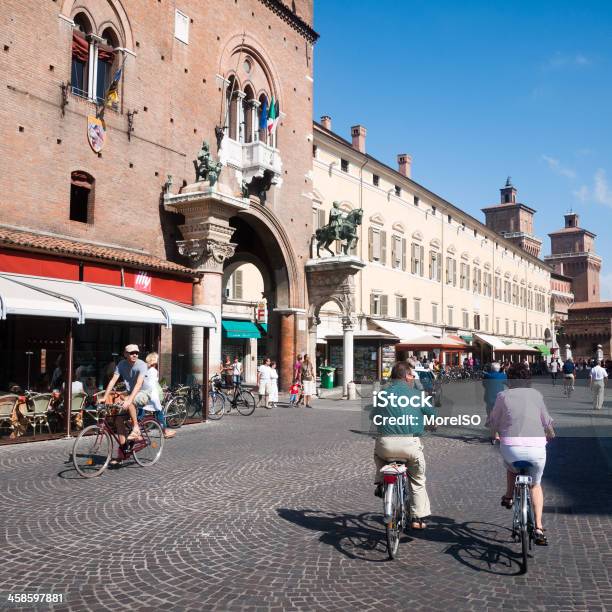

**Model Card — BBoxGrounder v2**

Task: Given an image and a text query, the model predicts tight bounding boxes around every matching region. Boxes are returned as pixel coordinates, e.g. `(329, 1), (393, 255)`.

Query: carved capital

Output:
(177, 238), (237, 272)
(342, 315), (356, 331)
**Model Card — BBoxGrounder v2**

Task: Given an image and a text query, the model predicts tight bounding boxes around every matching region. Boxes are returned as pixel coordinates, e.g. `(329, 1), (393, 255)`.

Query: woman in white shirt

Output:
(257, 357), (271, 408)
(143, 353), (175, 439)
(267, 361), (279, 408)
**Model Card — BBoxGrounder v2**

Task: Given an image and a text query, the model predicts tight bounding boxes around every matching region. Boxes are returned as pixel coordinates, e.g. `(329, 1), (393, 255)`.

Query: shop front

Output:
(220, 319), (266, 384)
(0, 272), (215, 445)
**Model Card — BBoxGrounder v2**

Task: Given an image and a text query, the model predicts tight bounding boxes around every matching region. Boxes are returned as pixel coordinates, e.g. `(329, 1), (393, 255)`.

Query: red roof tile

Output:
(0, 226), (194, 276)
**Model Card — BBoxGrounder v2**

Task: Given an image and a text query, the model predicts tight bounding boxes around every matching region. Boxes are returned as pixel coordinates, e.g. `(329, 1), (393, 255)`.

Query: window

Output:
(414, 195), (419, 206)
(70, 171), (94, 223)
(373, 174), (379, 187)
(522, 322), (526, 336)
(460, 262), (470, 290)
(429, 251), (442, 282)
(473, 267), (482, 293)
(413, 299), (421, 322)
(513, 320), (517, 336)
(462, 310), (469, 328)
(231, 269), (243, 299)
(410, 242), (424, 276)
(70, 14), (91, 98)
(528, 323), (532, 337)
(505, 319), (510, 335)
(484, 314), (489, 331)
(447, 306), (454, 326)
(368, 227), (387, 264)
(447, 214), (452, 224)
(445, 256), (457, 285)
(496, 318), (500, 333)
(474, 313), (481, 330)
(431, 206), (436, 216)
(473, 228), (477, 238)
(341, 159), (349, 172)
(461, 221), (466, 231)
(313, 207), (326, 230)
(495, 276), (501, 300)
(312, 144), (318, 158)
(396, 296), (407, 319)
(432, 303), (438, 324)
(370, 293), (388, 316)
(391, 235), (406, 270)
(394, 185), (401, 197)
(174, 9), (190, 44)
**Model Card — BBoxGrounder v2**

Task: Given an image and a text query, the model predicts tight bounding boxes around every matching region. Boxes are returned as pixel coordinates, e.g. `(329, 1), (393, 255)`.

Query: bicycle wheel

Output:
(235, 389), (256, 416)
(385, 482), (401, 560)
(165, 397), (187, 428)
(133, 419), (164, 467)
(72, 425), (112, 478)
(520, 486), (529, 573)
(208, 391), (225, 420)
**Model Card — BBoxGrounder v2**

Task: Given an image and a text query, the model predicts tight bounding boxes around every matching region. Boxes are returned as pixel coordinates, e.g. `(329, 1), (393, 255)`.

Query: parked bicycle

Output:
(161, 387), (188, 428)
(510, 460), (536, 573)
(380, 461), (410, 560)
(210, 374), (256, 416)
(71, 403), (164, 478)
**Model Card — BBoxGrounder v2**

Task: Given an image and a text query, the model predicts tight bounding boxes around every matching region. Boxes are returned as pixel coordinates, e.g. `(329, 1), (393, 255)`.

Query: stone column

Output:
(342, 316), (355, 396)
(237, 91), (246, 142)
(308, 316), (319, 367)
(279, 312), (296, 391)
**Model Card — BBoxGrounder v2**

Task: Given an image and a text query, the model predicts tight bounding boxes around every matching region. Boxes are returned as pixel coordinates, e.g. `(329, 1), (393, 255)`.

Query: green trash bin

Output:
(319, 366), (336, 389)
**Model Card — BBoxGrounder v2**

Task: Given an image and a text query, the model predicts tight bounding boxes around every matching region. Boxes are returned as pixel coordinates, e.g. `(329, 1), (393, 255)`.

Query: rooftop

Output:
(0, 226), (194, 276)
(569, 301), (612, 311)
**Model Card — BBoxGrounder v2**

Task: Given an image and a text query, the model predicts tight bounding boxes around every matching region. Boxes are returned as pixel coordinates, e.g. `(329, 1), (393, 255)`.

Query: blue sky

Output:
(313, 0), (612, 298)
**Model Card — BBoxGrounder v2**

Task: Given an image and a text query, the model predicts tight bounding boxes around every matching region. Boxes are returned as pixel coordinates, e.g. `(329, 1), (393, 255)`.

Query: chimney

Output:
(320, 115), (332, 131)
(351, 124), (367, 153)
(397, 153), (412, 178)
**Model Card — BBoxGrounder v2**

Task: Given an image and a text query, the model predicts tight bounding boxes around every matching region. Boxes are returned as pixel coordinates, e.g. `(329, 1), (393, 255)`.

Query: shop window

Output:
(70, 171), (94, 223)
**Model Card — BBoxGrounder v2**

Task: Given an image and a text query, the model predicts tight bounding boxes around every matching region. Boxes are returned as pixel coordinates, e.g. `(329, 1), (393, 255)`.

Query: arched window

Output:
(71, 13), (92, 97)
(96, 27), (119, 104)
(70, 171), (95, 224)
(70, 14), (122, 106)
(225, 75), (240, 140)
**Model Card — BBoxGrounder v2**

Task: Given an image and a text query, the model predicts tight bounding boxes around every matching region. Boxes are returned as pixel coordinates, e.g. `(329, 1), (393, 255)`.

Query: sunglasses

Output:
(128, 351), (139, 355)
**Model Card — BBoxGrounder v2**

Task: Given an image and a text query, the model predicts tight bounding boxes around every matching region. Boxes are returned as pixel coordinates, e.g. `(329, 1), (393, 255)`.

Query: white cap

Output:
(125, 344), (140, 353)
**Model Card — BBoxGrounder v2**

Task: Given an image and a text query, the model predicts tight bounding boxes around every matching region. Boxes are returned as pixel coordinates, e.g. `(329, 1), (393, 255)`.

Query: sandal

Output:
(411, 518), (427, 529)
(501, 495), (513, 509)
(533, 528), (548, 546)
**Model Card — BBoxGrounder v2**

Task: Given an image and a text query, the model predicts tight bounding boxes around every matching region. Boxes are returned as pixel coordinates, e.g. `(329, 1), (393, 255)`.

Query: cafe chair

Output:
(26, 393), (53, 436)
(0, 394), (20, 435)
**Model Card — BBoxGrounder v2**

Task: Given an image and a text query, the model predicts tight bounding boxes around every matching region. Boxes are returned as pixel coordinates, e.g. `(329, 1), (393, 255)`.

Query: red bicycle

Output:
(71, 403), (164, 478)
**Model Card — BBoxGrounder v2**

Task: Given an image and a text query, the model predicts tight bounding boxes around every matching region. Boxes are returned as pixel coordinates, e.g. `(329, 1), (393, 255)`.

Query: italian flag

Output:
(267, 97), (279, 134)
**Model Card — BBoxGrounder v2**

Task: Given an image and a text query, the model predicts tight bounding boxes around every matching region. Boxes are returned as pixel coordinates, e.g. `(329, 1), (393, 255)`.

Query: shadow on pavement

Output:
(277, 508), (405, 562)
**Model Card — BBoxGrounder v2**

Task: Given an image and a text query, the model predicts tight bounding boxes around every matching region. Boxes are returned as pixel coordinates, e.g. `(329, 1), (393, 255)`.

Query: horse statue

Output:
(315, 207), (363, 257)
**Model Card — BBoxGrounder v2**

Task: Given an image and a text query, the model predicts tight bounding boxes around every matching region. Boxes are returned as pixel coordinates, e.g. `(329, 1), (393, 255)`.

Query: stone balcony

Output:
(219, 137), (283, 185)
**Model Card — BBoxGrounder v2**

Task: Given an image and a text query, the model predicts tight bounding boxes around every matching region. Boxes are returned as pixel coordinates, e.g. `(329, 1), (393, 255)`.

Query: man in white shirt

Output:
(589, 361), (608, 410)
(549, 358), (559, 386)
(232, 356), (243, 387)
(257, 357), (272, 408)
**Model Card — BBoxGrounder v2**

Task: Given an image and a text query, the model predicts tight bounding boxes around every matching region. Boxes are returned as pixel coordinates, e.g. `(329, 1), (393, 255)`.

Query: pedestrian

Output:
(221, 355), (232, 387)
(549, 358), (559, 385)
(589, 360), (608, 410)
(268, 361), (279, 408)
(293, 354), (303, 383)
(289, 381), (301, 406)
(483, 362), (508, 444)
(143, 352), (175, 439)
(301, 354), (316, 408)
(232, 355), (242, 388)
(257, 356), (272, 408)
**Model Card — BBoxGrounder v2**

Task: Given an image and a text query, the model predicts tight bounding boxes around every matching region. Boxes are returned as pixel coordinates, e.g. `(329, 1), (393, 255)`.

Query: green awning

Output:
(530, 343), (550, 355)
(460, 334), (473, 343)
(222, 319), (261, 339)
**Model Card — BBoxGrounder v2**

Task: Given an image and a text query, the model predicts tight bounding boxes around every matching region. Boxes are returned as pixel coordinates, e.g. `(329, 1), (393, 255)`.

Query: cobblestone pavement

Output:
(1, 390), (611, 611)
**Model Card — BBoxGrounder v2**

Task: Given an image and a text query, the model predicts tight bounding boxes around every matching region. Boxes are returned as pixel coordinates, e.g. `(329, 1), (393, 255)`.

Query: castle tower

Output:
(481, 178), (543, 257)
(545, 212), (601, 302)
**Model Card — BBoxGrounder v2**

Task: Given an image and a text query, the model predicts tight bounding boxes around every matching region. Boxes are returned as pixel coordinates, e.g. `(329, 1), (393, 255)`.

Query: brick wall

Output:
(0, 0), (315, 310)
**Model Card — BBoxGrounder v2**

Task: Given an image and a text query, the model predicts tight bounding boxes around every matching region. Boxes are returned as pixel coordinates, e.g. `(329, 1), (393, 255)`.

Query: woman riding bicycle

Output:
(488, 362), (555, 546)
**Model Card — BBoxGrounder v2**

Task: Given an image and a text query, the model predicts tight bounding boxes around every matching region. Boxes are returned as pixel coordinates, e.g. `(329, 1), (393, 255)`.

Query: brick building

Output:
(0, 0), (317, 410)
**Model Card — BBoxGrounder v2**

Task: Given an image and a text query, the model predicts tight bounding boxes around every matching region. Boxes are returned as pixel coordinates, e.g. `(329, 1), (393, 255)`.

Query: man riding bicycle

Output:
(370, 360), (436, 529)
(102, 344), (147, 448)
(562, 357), (575, 391)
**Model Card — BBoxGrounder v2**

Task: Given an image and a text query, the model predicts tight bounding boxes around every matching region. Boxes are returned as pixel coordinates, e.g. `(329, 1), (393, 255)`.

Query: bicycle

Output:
(510, 460), (536, 573)
(161, 387), (188, 428)
(71, 404), (164, 478)
(380, 461), (410, 560)
(211, 374), (255, 416)
(562, 375), (574, 398)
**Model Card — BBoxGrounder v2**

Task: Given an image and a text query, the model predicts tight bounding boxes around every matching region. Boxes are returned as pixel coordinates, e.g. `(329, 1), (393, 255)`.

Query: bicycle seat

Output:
(512, 460), (534, 470)
(380, 462), (407, 474)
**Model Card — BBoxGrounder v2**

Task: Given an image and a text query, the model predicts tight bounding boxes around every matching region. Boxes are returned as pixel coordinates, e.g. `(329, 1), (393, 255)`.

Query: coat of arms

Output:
(87, 115), (106, 153)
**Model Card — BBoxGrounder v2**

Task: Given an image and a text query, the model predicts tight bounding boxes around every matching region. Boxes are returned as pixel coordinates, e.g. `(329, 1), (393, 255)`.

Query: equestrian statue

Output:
(315, 201), (363, 257)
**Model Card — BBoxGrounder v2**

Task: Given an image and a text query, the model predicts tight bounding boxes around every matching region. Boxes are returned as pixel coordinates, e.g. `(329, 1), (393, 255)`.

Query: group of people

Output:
(373, 358), (555, 545)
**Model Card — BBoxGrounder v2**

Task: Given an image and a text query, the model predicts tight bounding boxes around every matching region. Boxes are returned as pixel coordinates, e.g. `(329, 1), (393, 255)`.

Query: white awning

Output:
(370, 319), (424, 342)
(0, 274), (79, 320)
(0, 273), (215, 328)
(473, 332), (509, 350)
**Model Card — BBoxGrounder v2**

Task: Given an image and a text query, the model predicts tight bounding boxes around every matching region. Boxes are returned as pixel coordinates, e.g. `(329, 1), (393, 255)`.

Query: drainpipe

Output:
(358, 156), (368, 321)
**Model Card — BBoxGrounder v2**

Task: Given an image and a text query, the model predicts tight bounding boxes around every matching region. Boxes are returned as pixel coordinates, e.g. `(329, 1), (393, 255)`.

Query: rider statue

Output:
(315, 201), (363, 257)
(328, 201), (345, 240)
